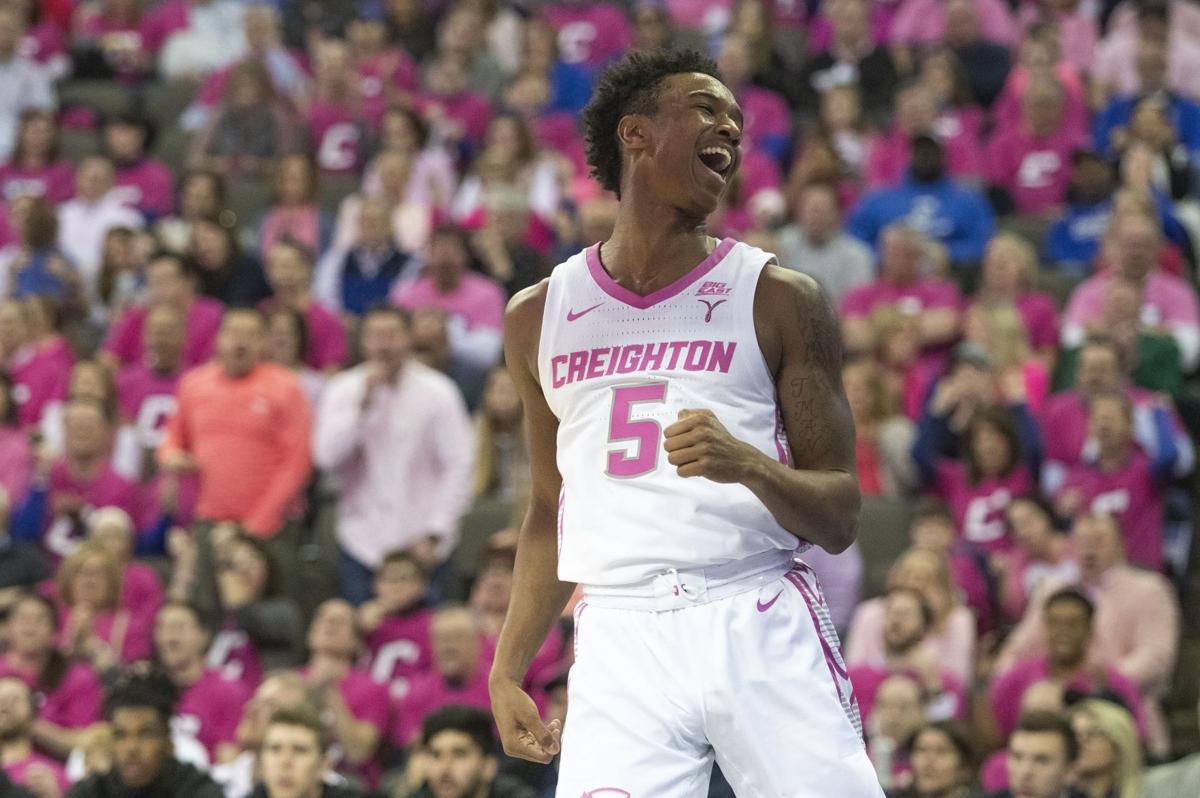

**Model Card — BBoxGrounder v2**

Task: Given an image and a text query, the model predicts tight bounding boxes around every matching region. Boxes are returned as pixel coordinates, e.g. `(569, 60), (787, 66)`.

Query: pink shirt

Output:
(3, 751), (67, 792)
(391, 272), (506, 333)
(9, 344), (71, 429)
(541, 3), (633, 68)
(849, 664), (967, 727)
(1040, 387), (1168, 473)
(112, 158), (175, 218)
(0, 161), (74, 203)
(984, 124), (1081, 216)
(1062, 272), (1200, 364)
(121, 562), (163, 628)
(104, 297), (224, 369)
(116, 363), (181, 433)
(863, 110), (984, 189)
(306, 101), (365, 175)
(137, 0), (189, 56)
(737, 85), (791, 150)
(1017, 3), (1098, 75)
(934, 463), (1035, 552)
(44, 461), (144, 559)
(208, 621), (264, 690)
(1059, 450), (1165, 570)
(322, 668), (390, 787)
(365, 607), (433, 701)
(56, 607), (151, 664)
(1000, 546), (1079, 623)
(413, 90), (492, 149)
(990, 656), (1147, 740)
(890, 0), (1019, 46)
(257, 206), (322, 261)
(967, 292), (1059, 352)
(393, 667), (492, 747)
(845, 598), (977, 684)
(994, 65), (1089, 146)
(1093, 26), (1200, 102)
(841, 277), (962, 319)
(357, 51), (417, 126)
(175, 669), (252, 759)
(0, 425), (32, 507)
(0, 658), (102, 729)
(258, 298), (347, 370)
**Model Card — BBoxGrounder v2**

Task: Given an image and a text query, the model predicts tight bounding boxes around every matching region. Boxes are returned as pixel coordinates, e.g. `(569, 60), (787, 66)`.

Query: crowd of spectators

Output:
(0, 0), (1198, 796)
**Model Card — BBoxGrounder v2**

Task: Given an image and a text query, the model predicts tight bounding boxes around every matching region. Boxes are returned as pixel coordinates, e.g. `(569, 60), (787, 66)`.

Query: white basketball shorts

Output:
(556, 550), (885, 797)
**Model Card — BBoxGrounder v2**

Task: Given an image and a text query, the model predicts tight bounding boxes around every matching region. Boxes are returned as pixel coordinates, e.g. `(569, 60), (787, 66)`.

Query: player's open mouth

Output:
(697, 146), (734, 181)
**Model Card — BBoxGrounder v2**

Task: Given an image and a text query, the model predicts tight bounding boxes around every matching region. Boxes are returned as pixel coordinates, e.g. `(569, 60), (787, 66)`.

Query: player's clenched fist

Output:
(663, 408), (760, 483)
(489, 677), (562, 763)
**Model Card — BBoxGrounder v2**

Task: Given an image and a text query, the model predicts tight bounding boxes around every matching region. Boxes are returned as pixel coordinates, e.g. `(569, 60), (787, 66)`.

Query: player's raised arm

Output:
(488, 282), (577, 764)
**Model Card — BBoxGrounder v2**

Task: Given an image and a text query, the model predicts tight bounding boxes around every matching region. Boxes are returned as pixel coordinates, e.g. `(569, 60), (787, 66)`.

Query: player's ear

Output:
(616, 114), (652, 153)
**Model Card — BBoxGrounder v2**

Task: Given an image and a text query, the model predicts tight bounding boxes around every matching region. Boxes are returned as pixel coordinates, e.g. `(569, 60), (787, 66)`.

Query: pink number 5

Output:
(606, 382), (667, 478)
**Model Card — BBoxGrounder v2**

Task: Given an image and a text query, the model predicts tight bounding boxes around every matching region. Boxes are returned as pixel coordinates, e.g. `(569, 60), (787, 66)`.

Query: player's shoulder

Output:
(755, 261), (828, 315)
(505, 278), (551, 329)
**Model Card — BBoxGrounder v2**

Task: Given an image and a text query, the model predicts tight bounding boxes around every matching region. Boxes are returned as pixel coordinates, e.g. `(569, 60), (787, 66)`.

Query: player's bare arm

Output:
(663, 265), (860, 553)
(488, 280), (576, 764)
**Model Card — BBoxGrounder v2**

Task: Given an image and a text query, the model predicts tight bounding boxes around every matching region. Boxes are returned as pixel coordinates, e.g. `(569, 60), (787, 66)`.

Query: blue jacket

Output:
(847, 175), (996, 264)
(1043, 201), (1112, 277)
(1093, 92), (1200, 156)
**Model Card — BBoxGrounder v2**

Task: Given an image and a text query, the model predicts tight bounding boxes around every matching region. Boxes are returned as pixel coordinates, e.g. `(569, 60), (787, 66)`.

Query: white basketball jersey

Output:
(537, 237), (809, 587)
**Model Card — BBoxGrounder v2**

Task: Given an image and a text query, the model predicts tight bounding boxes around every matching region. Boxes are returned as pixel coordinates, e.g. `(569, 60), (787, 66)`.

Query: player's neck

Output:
(603, 207), (716, 297)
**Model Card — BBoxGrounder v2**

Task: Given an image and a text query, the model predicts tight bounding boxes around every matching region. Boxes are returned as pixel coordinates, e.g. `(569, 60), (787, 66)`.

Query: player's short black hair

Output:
(581, 49), (720, 197)
(422, 705), (495, 754)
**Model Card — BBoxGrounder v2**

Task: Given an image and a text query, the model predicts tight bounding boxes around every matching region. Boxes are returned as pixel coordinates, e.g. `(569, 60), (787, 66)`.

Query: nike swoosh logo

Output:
(756, 590), (784, 613)
(567, 302), (604, 322)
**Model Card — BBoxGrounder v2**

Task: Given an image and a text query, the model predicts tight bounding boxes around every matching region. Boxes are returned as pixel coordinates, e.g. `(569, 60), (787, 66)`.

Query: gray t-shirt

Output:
(774, 226), (875, 306)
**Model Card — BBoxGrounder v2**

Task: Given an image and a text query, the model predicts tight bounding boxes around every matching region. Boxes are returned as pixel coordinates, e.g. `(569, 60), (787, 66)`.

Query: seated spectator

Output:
(1063, 212), (1200, 371)
(86, 507), (163, 632)
(985, 79), (1082, 218)
(961, 304), (1049, 412)
(318, 195), (416, 315)
(1093, 37), (1200, 158)
(172, 527), (303, 688)
(57, 156), (144, 305)
(850, 136), (995, 267)
(264, 309), (325, 409)
(908, 498), (993, 636)
(0, 372), (31, 506)
(1055, 394), (1174, 569)
(1092, 0), (1200, 105)
(1043, 151), (1117, 277)
(155, 170), (225, 256)
(0, 676), (67, 796)
(991, 711), (1082, 798)
(104, 114), (174, 221)
(104, 251), (223, 371)
(989, 587), (1147, 743)
(915, 406), (1038, 553)
(314, 306), (473, 604)
(398, 705), (536, 798)
(0, 110), (74, 204)
(1041, 335), (1192, 495)
(188, 215), (271, 307)
(470, 187), (552, 298)
(253, 705), (370, 798)
(713, 31), (790, 160)
(993, 23), (1089, 146)
(115, 303), (188, 481)
(94, 226), (144, 326)
(863, 673), (924, 790)
(71, 0), (153, 82)
(347, 9), (419, 125)
(390, 224), (506, 394)
(301, 600), (392, 787)
(66, 672), (223, 798)
(147, 0), (247, 82)
(188, 61), (303, 179)
(256, 155), (334, 263)
(1145, 695), (1200, 796)
(1000, 496), (1078, 623)
(0, 297), (71, 430)
(892, 721), (977, 798)
(0, 5), (54, 161)
(55, 540), (149, 669)
(302, 37), (367, 177)
(890, 0), (1017, 51)
(843, 357), (917, 497)
(944, 0), (1012, 108)
(159, 309), (312, 543)
(371, 105), (459, 212)
(798, 0), (898, 121)
(0, 594), (102, 758)
(1068, 700), (1143, 798)
(998, 513), (1178, 756)
(0, 487), (49, 609)
(209, 671), (315, 798)
(970, 234), (1059, 364)
(840, 225), (961, 357)
(849, 588), (967, 726)
(846, 548), (976, 684)
(862, 83), (983, 190)
(393, 606), (491, 748)
(414, 53), (493, 153)
(359, 550), (433, 700)
(333, 149), (433, 258)
(260, 240), (346, 373)
(775, 183), (874, 307)
(472, 366), (529, 505)
(540, 0), (632, 72)
(917, 48), (987, 159)
(3, 197), (79, 306)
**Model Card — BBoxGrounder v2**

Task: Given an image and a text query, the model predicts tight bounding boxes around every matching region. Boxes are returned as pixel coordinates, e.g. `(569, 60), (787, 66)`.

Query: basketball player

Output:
(489, 50), (884, 796)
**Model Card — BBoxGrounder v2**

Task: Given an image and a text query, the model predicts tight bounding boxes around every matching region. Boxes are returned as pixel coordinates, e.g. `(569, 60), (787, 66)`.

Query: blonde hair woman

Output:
(842, 357), (917, 496)
(971, 233), (1059, 364)
(962, 301), (1050, 411)
(1069, 699), (1143, 798)
(56, 541), (150, 670)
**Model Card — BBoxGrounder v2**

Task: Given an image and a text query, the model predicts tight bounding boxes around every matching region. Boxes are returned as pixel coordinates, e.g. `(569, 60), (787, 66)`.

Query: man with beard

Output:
(66, 673), (223, 798)
(0, 676), (66, 797)
(397, 706), (534, 798)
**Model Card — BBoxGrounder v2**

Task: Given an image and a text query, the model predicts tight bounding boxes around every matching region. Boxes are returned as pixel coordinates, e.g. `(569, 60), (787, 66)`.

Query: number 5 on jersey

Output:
(606, 382), (668, 478)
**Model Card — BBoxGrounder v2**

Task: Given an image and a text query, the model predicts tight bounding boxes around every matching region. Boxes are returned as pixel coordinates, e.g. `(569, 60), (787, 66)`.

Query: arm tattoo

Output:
(805, 287), (845, 386)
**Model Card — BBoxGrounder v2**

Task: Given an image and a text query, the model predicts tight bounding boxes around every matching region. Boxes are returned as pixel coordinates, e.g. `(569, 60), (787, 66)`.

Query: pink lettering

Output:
(605, 346), (621, 376)
(665, 341), (688, 370)
(551, 355), (568, 388)
(683, 340), (712, 371)
(567, 351), (588, 385)
(616, 344), (643, 374)
(641, 342), (667, 371)
(708, 341), (736, 372)
(586, 348), (608, 379)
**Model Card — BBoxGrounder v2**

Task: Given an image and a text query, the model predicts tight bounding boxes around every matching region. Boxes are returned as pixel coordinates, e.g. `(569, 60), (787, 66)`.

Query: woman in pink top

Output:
(994, 26), (1088, 144)
(0, 299), (71, 430)
(255, 155), (333, 261)
(72, 0), (151, 81)
(0, 111), (74, 204)
(970, 233), (1059, 362)
(0, 595), (102, 758)
(845, 547), (977, 684)
(260, 239), (347, 372)
(0, 372), (33, 507)
(56, 541), (151, 669)
(919, 48), (985, 171)
(332, 149), (433, 255)
(962, 304), (1050, 413)
(1017, 0), (1097, 76)
(1001, 496), (1078, 623)
(87, 506), (163, 630)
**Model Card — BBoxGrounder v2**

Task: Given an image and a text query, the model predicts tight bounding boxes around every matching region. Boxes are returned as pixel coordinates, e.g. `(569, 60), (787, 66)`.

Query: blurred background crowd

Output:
(0, 0), (1197, 796)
